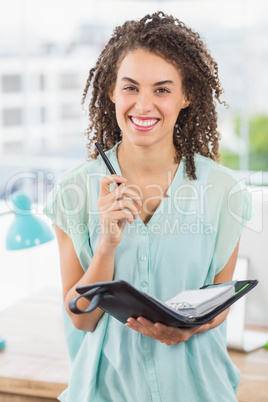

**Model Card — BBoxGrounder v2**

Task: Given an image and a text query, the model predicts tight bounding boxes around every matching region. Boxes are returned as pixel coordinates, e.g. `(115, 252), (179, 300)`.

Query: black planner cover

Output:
(69, 279), (258, 328)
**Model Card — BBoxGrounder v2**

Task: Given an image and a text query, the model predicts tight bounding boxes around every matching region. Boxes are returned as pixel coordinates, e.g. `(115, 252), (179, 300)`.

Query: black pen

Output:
(94, 142), (122, 186)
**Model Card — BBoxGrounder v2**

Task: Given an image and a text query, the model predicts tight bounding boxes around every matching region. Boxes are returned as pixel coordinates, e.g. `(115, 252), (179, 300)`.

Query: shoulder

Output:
(193, 154), (241, 189)
(55, 144), (119, 189)
(49, 146), (117, 211)
(193, 154), (251, 219)
(56, 157), (105, 189)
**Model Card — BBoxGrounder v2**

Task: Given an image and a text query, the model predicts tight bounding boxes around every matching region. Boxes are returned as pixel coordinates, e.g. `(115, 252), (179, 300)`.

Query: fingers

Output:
(115, 198), (140, 219)
(98, 175), (142, 221)
(97, 174), (142, 247)
(98, 194), (140, 222)
(126, 318), (158, 339)
(99, 175), (127, 197)
(104, 210), (135, 226)
(113, 185), (142, 206)
(99, 174), (142, 205)
(125, 318), (178, 345)
(154, 322), (195, 343)
(126, 317), (199, 345)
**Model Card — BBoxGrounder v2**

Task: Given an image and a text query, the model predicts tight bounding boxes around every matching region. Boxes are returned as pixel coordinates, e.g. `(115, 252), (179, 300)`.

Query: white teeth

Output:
(131, 117), (158, 127)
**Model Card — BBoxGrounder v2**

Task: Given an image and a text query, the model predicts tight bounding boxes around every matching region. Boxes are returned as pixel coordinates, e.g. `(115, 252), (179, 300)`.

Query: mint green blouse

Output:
(43, 142), (253, 402)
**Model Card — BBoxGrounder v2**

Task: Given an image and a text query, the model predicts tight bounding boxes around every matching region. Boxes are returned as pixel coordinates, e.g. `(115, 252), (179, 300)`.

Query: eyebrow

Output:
(121, 77), (174, 86)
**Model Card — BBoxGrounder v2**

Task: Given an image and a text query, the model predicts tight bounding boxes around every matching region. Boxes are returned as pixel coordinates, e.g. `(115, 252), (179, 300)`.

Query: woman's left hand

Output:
(126, 240), (239, 345)
(125, 316), (215, 345)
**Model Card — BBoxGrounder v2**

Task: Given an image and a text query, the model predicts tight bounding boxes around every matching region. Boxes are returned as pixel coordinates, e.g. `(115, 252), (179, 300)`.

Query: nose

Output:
(135, 91), (154, 114)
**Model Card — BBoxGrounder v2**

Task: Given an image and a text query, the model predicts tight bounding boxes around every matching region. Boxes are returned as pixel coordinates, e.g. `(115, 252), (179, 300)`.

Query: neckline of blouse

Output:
(110, 141), (185, 197)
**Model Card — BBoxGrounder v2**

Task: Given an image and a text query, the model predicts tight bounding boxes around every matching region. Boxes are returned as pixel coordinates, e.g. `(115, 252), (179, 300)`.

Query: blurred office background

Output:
(0, 0), (267, 326)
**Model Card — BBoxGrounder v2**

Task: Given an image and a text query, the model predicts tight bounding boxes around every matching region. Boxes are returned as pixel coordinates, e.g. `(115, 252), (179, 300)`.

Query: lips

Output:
(129, 116), (159, 131)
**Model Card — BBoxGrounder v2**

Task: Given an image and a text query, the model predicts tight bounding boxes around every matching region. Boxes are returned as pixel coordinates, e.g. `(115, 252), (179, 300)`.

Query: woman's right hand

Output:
(97, 174), (142, 249)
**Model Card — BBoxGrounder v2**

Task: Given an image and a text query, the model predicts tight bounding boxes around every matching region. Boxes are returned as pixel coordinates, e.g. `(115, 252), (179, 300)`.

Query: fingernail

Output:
(127, 319), (135, 326)
(137, 198), (142, 206)
(121, 177), (127, 181)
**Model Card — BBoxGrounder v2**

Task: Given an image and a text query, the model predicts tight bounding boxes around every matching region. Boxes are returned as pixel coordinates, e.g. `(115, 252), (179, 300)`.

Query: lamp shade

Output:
(0, 334), (5, 350)
(5, 193), (54, 251)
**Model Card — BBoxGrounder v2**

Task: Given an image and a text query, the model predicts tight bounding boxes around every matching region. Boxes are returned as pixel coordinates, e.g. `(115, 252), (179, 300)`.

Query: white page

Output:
(165, 285), (235, 315)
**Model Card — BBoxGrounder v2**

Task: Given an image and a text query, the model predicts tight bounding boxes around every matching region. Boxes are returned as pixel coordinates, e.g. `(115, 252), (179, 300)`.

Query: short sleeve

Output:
(209, 172), (254, 276)
(43, 172), (93, 271)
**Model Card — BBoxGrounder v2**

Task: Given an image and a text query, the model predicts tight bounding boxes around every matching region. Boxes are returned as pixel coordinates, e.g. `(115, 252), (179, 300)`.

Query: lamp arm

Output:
(0, 211), (12, 217)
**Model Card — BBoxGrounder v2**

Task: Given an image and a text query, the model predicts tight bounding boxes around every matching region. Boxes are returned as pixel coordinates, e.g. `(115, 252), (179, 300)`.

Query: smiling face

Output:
(110, 48), (190, 149)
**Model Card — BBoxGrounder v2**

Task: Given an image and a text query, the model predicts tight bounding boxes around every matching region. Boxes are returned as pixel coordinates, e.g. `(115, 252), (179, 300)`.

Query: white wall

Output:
(239, 187), (268, 326)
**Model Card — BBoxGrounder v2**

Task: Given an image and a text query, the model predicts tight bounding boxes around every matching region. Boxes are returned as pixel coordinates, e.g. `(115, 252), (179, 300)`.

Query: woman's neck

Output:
(117, 139), (178, 181)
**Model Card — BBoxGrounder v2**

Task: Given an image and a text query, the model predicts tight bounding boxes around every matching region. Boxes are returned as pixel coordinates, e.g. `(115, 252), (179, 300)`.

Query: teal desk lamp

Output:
(5, 192), (54, 250)
(0, 192), (54, 350)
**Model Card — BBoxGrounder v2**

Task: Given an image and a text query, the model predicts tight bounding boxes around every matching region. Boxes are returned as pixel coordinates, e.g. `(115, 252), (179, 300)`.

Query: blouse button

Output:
(141, 229), (147, 236)
(141, 281), (148, 288)
(140, 255), (147, 261)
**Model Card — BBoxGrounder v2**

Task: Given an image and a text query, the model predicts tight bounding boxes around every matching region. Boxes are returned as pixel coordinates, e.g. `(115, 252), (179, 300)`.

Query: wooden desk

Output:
(0, 288), (69, 401)
(230, 344), (268, 402)
(0, 289), (268, 402)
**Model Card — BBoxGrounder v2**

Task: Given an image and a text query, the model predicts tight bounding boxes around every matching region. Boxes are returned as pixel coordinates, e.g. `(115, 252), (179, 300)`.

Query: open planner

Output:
(69, 279), (258, 328)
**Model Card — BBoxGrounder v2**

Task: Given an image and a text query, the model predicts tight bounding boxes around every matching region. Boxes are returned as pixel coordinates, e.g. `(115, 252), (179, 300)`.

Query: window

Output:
(3, 141), (23, 153)
(40, 107), (46, 123)
(2, 108), (23, 127)
(39, 74), (45, 91)
(60, 104), (81, 120)
(60, 73), (80, 90)
(2, 75), (22, 93)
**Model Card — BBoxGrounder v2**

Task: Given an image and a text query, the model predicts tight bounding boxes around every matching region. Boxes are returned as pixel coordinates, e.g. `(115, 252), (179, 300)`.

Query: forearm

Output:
(64, 241), (117, 332)
(195, 308), (230, 335)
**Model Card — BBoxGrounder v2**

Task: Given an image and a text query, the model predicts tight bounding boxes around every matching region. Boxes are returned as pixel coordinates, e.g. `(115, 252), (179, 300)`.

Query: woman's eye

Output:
(156, 88), (170, 94)
(123, 86), (138, 92)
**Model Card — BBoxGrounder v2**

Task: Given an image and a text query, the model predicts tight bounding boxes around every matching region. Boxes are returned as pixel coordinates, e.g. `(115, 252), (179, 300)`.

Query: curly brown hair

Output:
(81, 11), (226, 180)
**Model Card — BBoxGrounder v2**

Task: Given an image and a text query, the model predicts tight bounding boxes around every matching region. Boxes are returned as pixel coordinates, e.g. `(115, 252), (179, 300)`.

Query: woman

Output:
(44, 12), (252, 401)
